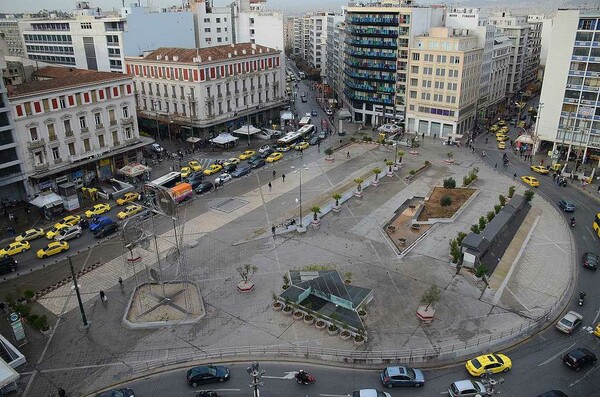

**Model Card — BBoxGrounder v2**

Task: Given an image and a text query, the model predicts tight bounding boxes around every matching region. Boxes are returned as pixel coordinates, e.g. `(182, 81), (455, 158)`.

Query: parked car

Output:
(186, 365), (230, 387)
(380, 366), (425, 388)
(556, 310), (583, 334)
(150, 143), (164, 153)
(195, 182), (214, 195)
(309, 135), (320, 145)
(448, 380), (487, 397)
(248, 155), (262, 164)
(231, 165), (252, 178)
(318, 131), (327, 140)
(94, 223), (119, 238)
(95, 388), (135, 397)
(117, 204), (143, 220)
(116, 192), (140, 206)
(260, 148), (274, 159)
(275, 145), (291, 152)
(239, 150), (256, 160)
(46, 224), (69, 240)
(15, 228), (45, 242)
(57, 215), (81, 227)
(223, 158), (240, 166)
(203, 164), (223, 176)
(311, 110), (318, 116)
(36, 241), (69, 258)
(0, 241), (30, 258)
(89, 216), (114, 233)
(258, 144), (271, 154)
(351, 390), (391, 397)
(562, 348), (597, 371)
(251, 159), (266, 169)
(188, 160), (203, 172)
(55, 225), (83, 241)
(0, 256), (17, 274)
(582, 252), (598, 270)
(558, 200), (575, 212)
(326, 108), (333, 116)
(465, 353), (511, 376)
(215, 173), (232, 185)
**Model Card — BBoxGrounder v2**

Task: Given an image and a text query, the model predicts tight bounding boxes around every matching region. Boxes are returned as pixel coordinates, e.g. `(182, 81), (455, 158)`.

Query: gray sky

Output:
(3, 0), (440, 14)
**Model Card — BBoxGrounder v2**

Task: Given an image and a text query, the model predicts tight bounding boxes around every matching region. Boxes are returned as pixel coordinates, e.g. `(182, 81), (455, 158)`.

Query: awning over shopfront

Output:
(186, 137), (202, 144)
(280, 111), (294, 121)
(29, 191), (63, 208)
(516, 134), (534, 144)
(233, 125), (261, 136)
(210, 133), (239, 145)
(118, 163), (151, 178)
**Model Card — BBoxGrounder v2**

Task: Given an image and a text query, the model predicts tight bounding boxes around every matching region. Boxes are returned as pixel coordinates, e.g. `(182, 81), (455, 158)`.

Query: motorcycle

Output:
(570, 219), (576, 228)
(578, 292), (586, 306)
(295, 371), (316, 385)
(196, 391), (219, 397)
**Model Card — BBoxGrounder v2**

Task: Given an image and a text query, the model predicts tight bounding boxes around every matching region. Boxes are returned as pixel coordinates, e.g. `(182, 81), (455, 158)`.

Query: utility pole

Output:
(246, 362), (265, 397)
(68, 256), (89, 328)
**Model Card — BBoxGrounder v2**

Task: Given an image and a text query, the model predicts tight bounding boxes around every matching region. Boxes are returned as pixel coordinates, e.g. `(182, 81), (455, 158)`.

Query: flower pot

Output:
(343, 279), (352, 285)
(315, 320), (327, 330)
(353, 336), (365, 346)
(272, 302), (283, 311)
(293, 311), (304, 321)
(354, 190), (363, 198)
(303, 315), (315, 325)
(372, 179), (379, 187)
(282, 307), (293, 316)
(327, 326), (339, 336)
(358, 310), (367, 319)
(311, 218), (320, 226)
(340, 330), (352, 340)
(333, 205), (341, 213)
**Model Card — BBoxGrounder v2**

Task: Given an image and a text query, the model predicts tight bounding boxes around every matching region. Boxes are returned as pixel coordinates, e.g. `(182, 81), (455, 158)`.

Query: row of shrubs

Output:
(5, 290), (51, 332)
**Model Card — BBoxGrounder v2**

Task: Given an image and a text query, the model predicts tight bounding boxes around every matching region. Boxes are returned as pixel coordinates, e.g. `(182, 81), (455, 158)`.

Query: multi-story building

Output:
(293, 16), (311, 59)
(308, 13), (332, 75)
(489, 12), (541, 99)
(233, 0), (284, 51)
(126, 43), (286, 138)
(326, 16), (345, 102)
(343, 0), (445, 125)
(405, 27), (483, 138)
(488, 33), (512, 115)
(18, 2), (127, 73)
(7, 66), (146, 196)
(0, 40), (26, 200)
(284, 17), (294, 51)
(536, 9), (600, 165)
(0, 19), (26, 57)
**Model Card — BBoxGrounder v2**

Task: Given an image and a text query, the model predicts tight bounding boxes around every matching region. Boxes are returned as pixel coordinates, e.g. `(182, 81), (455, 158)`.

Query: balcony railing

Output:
(27, 139), (45, 150)
(343, 48), (396, 59)
(34, 163), (50, 172)
(346, 28), (398, 38)
(95, 123), (104, 130)
(80, 127), (89, 133)
(345, 38), (397, 49)
(347, 17), (399, 26)
(120, 117), (133, 125)
(344, 58), (396, 72)
(65, 130), (74, 137)
(344, 88), (394, 106)
(344, 69), (396, 82)
(49, 134), (58, 142)
(110, 119), (117, 126)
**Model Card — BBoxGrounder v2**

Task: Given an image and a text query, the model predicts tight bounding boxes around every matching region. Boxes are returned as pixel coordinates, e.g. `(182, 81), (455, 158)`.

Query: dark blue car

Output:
(89, 216), (114, 233)
(231, 165), (251, 178)
(187, 364), (230, 387)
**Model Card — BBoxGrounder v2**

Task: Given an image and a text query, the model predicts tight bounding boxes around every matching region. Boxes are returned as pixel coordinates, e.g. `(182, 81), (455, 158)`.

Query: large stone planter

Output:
(387, 170), (394, 177)
(237, 280), (255, 292)
(372, 179), (380, 187)
(315, 320), (327, 330)
(293, 310), (304, 321)
(333, 205), (341, 213)
(282, 307), (293, 316)
(354, 190), (363, 198)
(416, 305), (435, 324)
(272, 302), (283, 311)
(303, 314), (315, 325)
(325, 157), (335, 163)
(339, 330), (352, 340)
(353, 336), (365, 346)
(327, 325), (339, 336)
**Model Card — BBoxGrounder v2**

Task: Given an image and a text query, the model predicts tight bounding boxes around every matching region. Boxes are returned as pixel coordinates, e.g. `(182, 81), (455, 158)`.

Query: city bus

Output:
(276, 131), (303, 147)
(593, 212), (600, 237)
(144, 171), (182, 195)
(299, 116), (312, 127)
(297, 124), (316, 138)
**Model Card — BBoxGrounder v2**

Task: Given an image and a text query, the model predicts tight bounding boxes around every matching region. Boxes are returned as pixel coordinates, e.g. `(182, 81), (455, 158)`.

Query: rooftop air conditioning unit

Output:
(173, 56), (179, 61)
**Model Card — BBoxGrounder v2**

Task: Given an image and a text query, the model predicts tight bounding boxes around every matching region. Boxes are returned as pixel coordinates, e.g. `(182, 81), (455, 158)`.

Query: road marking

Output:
(538, 342), (576, 366)
(569, 363), (600, 387)
(320, 394), (349, 397)
(188, 389), (241, 393)
(261, 371), (297, 380)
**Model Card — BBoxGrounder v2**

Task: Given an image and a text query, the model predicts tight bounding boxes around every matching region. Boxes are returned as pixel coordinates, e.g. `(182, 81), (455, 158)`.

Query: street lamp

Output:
(151, 100), (160, 140)
(291, 165), (308, 228)
(532, 102), (543, 156)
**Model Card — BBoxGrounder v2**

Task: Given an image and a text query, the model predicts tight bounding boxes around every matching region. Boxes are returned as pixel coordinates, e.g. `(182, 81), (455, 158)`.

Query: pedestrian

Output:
(346, 151), (350, 159)
(272, 169), (276, 179)
(118, 277), (123, 287)
(271, 225), (276, 237)
(433, 133), (436, 140)
(8, 212), (13, 222)
(472, 147), (475, 153)
(99, 290), (107, 303)
(268, 182), (272, 191)
(7, 225), (14, 237)
(494, 163), (497, 170)
(282, 174), (286, 182)
(58, 387), (66, 397)
(513, 173), (517, 180)
(553, 173), (557, 181)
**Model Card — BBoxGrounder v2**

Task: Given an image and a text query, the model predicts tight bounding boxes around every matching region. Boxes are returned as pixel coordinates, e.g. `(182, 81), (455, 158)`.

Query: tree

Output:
(443, 177), (456, 189)
(236, 264), (258, 282)
(471, 224), (480, 234)
(310, 205), (321, 221)
(397, 150), (405, 164)
(486, 211), (495, 222)
(324, 147), (334, 157)
(524, 189), (535, 201)
(332, 193), (342, 207)
(498, 194), (507, 206)
(372, 167), (382, 180)
(354, 177), (364, 192)
(385, 160), (394, 172)
(478, 216), (487, 231)
(440, 195), (452, 206)
(508, 185), (516, 198)
(420, 285), (442, 310)
(447, 151), (454, 160)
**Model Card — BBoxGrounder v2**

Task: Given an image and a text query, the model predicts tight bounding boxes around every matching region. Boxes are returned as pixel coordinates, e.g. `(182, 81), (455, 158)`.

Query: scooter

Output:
(578, 292), (586, 306)
(295, 372), (316, 385)
(196, 391), (219, 397)
(571, 219), (576, 228)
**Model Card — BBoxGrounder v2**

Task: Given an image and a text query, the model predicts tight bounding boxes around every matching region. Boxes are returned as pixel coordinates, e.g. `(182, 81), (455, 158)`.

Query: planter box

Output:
(444, 159), (455, 164)
(272, 302), (283, 311)
(353, 337), (365, 346)
(416, 305), (435, 324)
(340, 331), (352, 340)
(327, 326), (339, 336)
(372, 179), (380, 187)
(354, 190), (363, 198)
(358, 311), (367, 319)
(325, 157), (335, 163)
(333, 205), (341, 213)
(387, 171), (394, 177)
(282, 308), (293, 316)
(236, 280), (255, 293)
(293, 311), (304, 321)
(303, 315), (315, 325)
(315, 321), (327, 330)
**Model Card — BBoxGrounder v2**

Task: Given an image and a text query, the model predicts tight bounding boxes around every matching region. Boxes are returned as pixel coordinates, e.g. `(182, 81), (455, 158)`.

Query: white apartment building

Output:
(18, 2), (126, 73)
(8, 66), (146, 196)
(537, 9), (600, 166)
(293, 16), (310, 59)
(489, 12), (541, 99)
(0, 19), (26, 57)
(406, 27), (483, 138)
(326, 16), (345, 101)
(308, 13), (333, 75)
(284, 17), (294, 50)
(489, 33), (512, 114)
(126, 43), (286, 137)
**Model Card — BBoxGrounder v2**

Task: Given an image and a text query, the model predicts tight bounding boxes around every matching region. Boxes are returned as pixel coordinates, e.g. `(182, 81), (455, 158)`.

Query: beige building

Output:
(406, 27), (483, 138)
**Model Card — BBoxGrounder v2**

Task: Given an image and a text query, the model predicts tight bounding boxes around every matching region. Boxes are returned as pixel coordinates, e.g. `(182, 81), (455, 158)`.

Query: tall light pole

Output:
(532, 102), (543, 156)
(68, 256), (89, 328)
(152, 100), (160, 140)
(291, 165), (308, 227)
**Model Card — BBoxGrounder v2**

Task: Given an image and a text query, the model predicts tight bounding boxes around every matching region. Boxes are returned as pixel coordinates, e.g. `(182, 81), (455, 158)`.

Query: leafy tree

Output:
(332, 193), (342, 207)
(440, 195), (452, 206)
(486, 211), (495, 222)
(372, 167), (382, 180)
(524, 189), (535, 201)
(443, 177), (456, 189)
(310, 205), (321, 221)
(478, 216), (487, 231)
(498, 194), (507, 206)
(237, 264), (258, 282)
(420, 285), (442, 310)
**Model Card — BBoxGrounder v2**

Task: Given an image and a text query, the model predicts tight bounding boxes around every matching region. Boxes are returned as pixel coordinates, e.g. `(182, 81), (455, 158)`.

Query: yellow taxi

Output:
(499, 127), (509, 134)
(224, 158), (240, 166)
(294, 141), (309, 151)
(517, 121), (526, 128)
(465, 353), (512, 377)
(490, 125), (499, 132)
(57, 215), (81, 227)
(203, 164), (223, 175)
(594, 323), (600, 337)
(498, 120), (507, 126)
(0, 241), (31, 258)
(180, 166), (192, 178)
(46, 223), (69, 239)
(498, 142), (506, 150)
(36, 241), (69, 259)
(117, 204), (143, 220)
(521, 176), (540, 187)
(239, 150), (256, 160)
(266, 152), (283, 163)
(496, 134), (509, 142)
(116, 192), (140, 206)
(530, 165), (549, 175)
(188, 160), (203, 172)
(15, 228), (45, 242)
(85, 203), (111, 218)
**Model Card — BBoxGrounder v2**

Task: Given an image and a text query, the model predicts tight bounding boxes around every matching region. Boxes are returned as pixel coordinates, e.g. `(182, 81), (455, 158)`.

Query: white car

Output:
(325, 108), (333, 116)
(55, 225), (83, 242)
(215, 173), (232, 185)
(448, 380), (488, 397)
(258, 144), (271, 154)
(351, 390), (391, 397)
(150, 143), (164, 153)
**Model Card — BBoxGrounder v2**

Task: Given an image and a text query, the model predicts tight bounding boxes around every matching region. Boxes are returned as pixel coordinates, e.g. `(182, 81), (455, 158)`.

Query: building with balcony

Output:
(7, 66), (146, 196)
(489, 12), (541, 99)
(18, 2), (127, 73)
(126, 43), (286, 139)
(326, 16), (346, 103)
(308, 13), (333, 75)
(292, 16), (311, 59)
(405, 27), (483, 138)
(0, 19), (26, 57)
(284, 17), (294, 51)
(489, 33), (512, 115)
(0, 43), (26, 200)
(536, 10), (600, 166)
(342, 1), (445, 125)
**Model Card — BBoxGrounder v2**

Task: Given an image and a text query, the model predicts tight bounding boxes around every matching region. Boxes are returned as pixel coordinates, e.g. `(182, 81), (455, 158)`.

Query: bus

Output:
(299, 117), (312, 127)
(297, 124), (316, 138)
(276, 131), (303, 147)
(145, 171), (182, 195)
(593, 213), (600, 237)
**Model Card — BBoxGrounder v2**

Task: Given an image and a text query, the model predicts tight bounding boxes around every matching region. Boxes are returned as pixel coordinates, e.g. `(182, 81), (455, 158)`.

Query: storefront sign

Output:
(99, 159), (111, 166)
(10, 313), (27, 347)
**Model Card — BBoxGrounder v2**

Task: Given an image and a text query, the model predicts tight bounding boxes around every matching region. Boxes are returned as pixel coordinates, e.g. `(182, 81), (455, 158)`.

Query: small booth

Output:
(58, 182), (79, 211)
(209, 133), (239, 148)
(29, 191), (64, 220)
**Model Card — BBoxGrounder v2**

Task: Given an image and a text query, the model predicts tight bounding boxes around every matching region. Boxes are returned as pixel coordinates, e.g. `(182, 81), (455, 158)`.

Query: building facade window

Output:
(83, 138), (91, 152)
(79, 116), (87, 129)
(29, 127), (39, 141)
(122, 106), (129, 118)
(52, 147), (60, 160)
(94, 112), (102, 126)
(68, 142), (75, 155)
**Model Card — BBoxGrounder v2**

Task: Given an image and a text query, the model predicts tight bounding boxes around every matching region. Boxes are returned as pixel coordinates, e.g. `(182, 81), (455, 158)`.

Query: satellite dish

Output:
(156, 187), (176, 216)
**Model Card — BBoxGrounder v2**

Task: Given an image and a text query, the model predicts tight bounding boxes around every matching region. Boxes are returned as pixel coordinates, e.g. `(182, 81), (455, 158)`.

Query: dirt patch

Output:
(417, 187), (476, 221)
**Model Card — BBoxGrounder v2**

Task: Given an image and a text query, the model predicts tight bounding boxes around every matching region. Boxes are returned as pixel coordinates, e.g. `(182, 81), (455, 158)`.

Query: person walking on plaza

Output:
(58, 387), (66, 397)
(272, 169), (276, 179)
(346, 151), (350, 159)
(271, 225), (276, 237)
(268, 182), (272, 191)
(99, 290), (107, 303)
(282, 174), (286, 182)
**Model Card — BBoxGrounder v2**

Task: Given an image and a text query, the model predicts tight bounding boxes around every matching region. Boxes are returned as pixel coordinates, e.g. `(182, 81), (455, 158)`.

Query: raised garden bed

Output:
(417, 187), (476, 221)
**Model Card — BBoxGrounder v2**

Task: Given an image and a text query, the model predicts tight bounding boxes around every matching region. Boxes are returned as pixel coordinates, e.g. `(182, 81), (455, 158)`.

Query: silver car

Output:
(448, 380), (488, 397)
(55, 225), (82, 241)
(556, 310), (583, 334)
